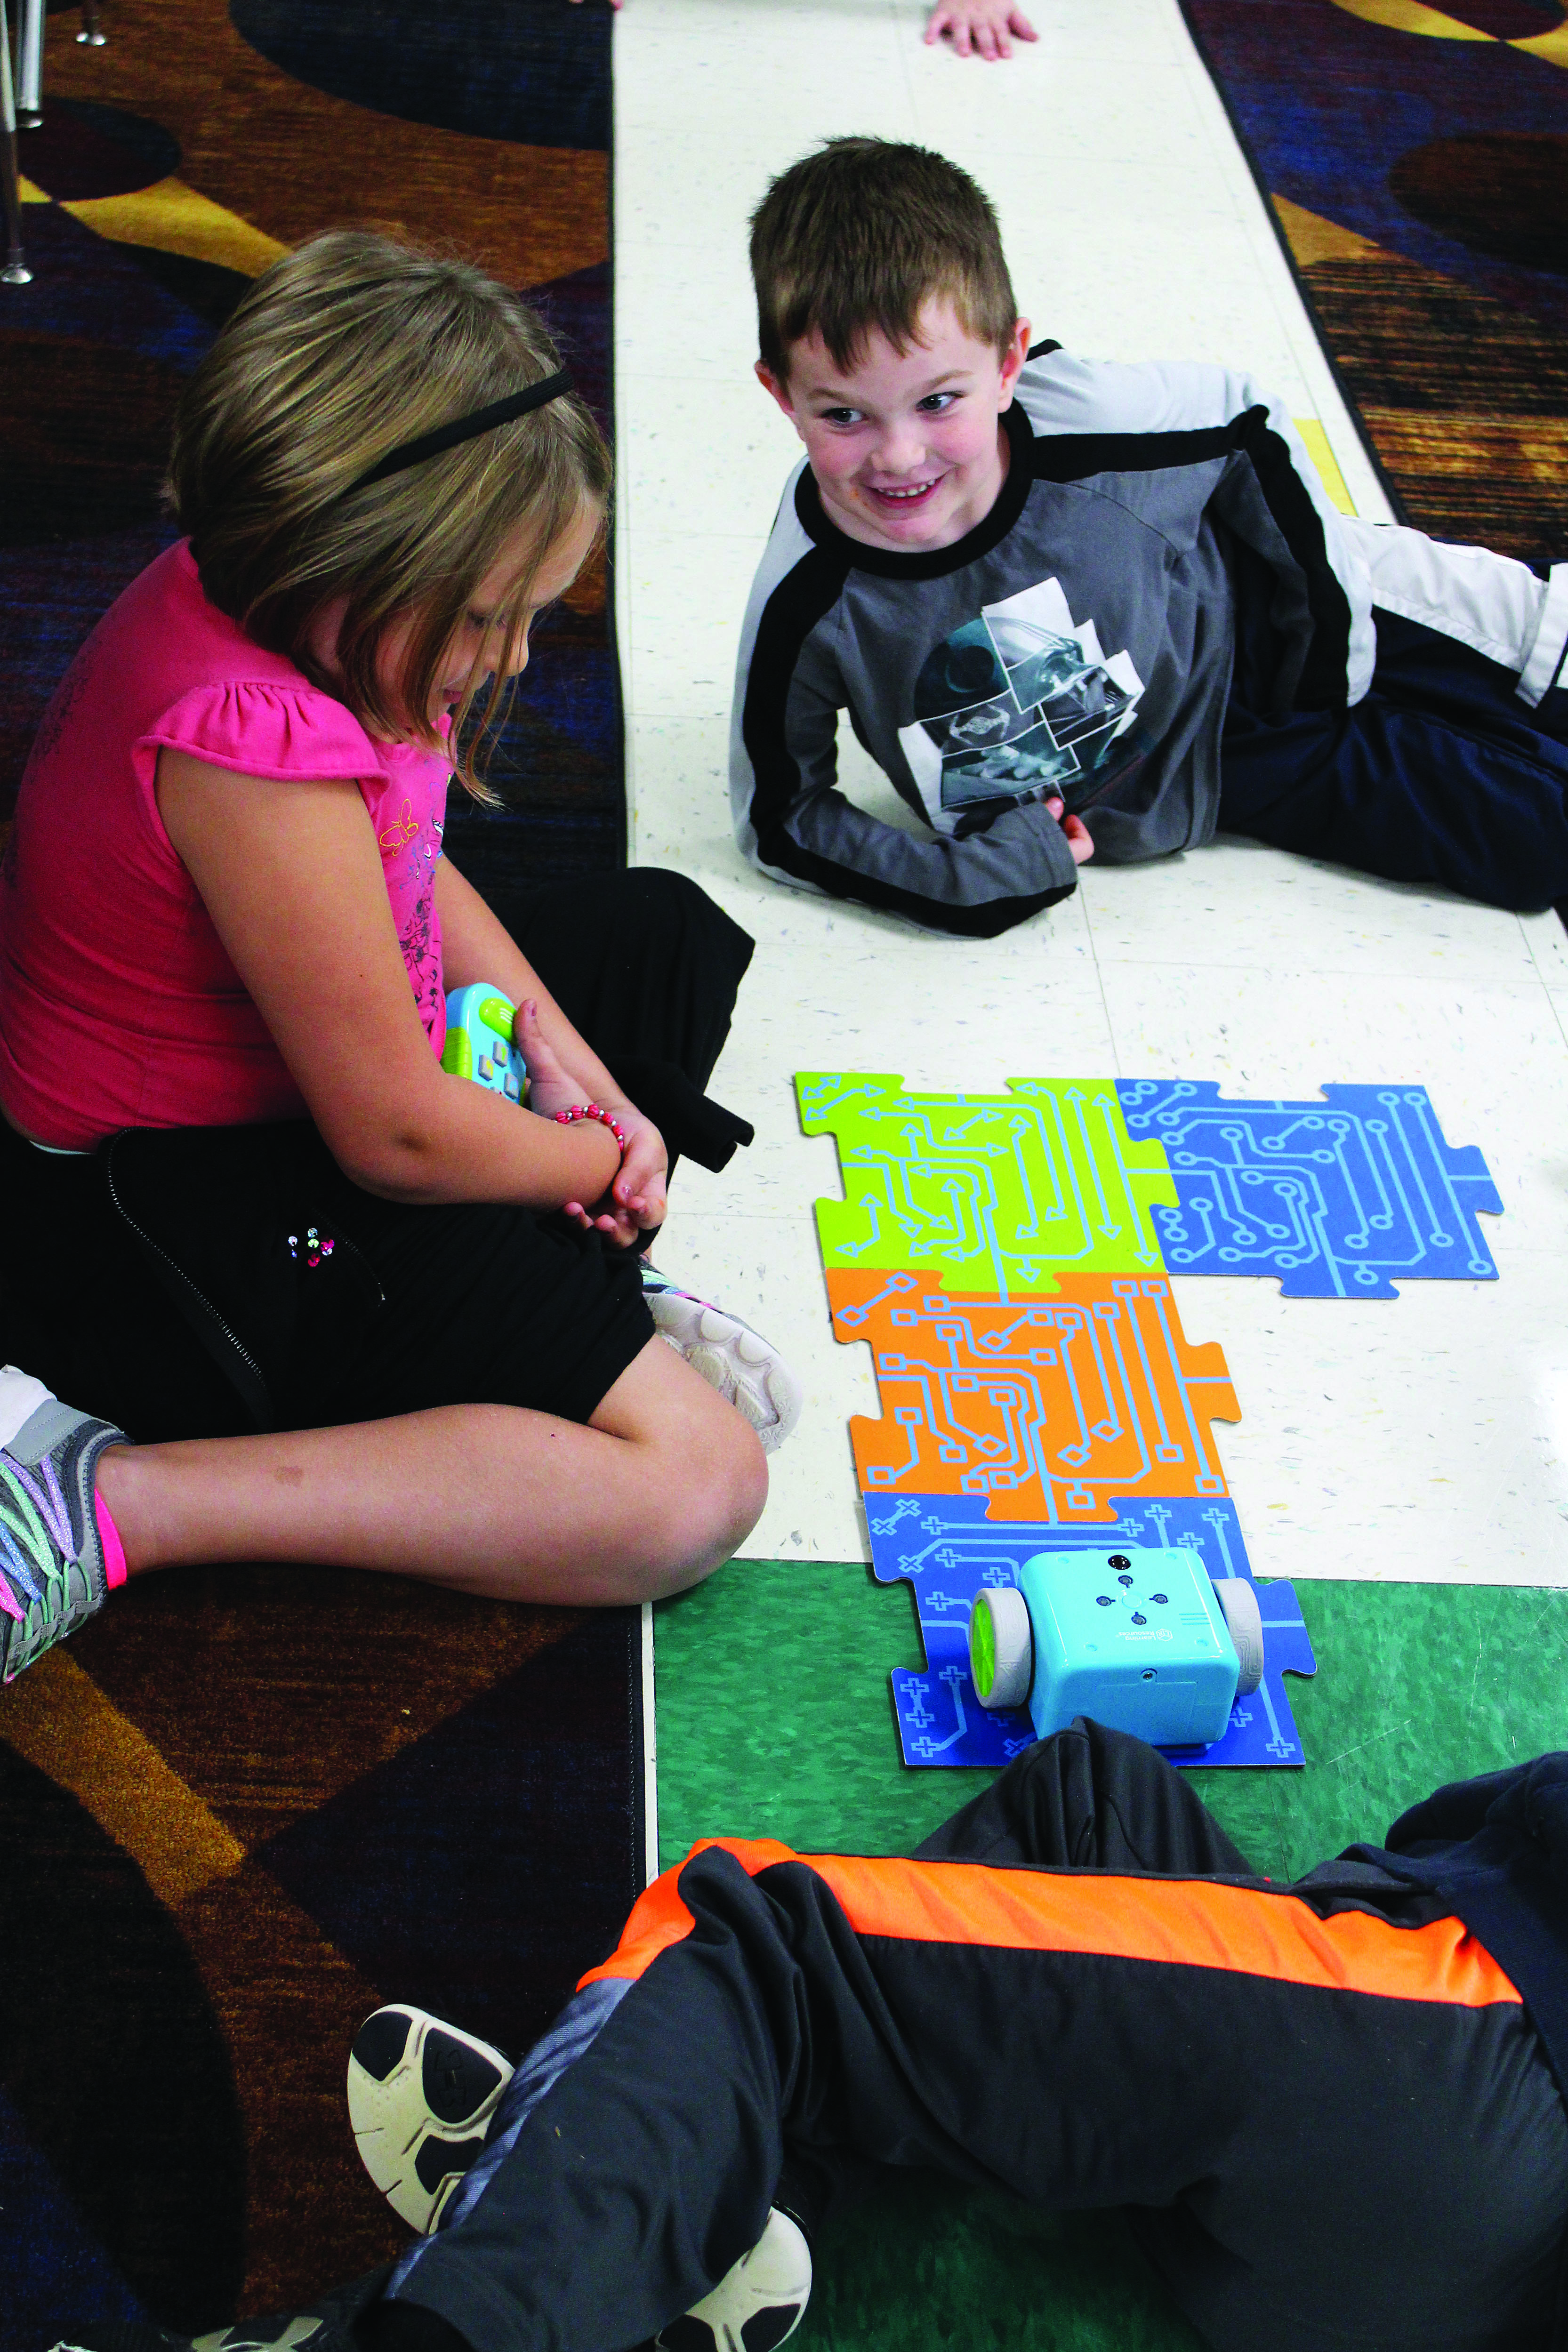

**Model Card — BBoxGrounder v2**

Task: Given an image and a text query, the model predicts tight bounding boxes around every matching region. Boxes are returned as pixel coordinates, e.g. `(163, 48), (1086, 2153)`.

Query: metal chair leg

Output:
(0, 0), (32, 283)
(15, 0), (41, 128)
(77, 0), (107, 46)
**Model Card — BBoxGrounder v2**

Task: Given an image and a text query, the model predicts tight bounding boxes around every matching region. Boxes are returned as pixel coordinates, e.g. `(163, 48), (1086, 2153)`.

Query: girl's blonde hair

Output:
(167, 229), (612, 795)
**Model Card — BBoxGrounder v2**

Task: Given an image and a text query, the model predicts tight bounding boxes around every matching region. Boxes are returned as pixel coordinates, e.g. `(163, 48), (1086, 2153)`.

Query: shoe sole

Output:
(654, 2207), (812, 2352)
(646, 1295), (803, 1456)
(347, 2005), (513, 2234)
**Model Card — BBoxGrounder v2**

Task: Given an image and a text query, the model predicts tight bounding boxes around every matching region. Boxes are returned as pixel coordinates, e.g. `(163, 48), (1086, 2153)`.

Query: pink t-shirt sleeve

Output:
(140, 679), (386, 785)
(139, 682), (452, 1058)
(0, 542), (453, 1150)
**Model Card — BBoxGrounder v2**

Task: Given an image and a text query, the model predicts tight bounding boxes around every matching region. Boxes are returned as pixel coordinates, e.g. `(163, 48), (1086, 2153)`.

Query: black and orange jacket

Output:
(1356, 1750), (1568, 2103)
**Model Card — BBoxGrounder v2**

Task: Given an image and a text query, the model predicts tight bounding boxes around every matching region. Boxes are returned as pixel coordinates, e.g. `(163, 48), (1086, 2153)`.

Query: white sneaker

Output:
(346, 2005), (513, 2233)
(641, 1269), (803, 1456)
(654, 2207), (812, 2352)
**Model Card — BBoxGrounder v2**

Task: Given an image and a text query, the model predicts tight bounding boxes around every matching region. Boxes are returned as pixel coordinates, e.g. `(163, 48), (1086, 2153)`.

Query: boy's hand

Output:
(925, 0), (1037, 59)
(1046, 797), (1095, 865)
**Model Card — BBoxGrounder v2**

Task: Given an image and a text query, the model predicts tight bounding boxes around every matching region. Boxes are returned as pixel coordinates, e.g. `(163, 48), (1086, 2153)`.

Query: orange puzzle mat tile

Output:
(829, 1267), (1241, 1523)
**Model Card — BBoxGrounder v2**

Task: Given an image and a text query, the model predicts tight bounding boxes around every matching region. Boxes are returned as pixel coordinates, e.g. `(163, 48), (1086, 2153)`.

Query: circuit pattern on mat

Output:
(798, 1072), (1175, 1297)
(1116, 1079), (1501, 1297)
(829, 1269), (1240, 1522)
(865, 1493), (1314, 1770)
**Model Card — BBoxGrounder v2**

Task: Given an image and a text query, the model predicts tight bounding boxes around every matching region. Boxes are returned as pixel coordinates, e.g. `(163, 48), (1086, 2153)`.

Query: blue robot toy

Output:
(969, 1546), (1264, 1750)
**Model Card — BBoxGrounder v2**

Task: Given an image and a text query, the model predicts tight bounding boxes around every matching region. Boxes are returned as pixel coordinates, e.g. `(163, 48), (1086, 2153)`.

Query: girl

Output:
(0, 230), (796, 1683)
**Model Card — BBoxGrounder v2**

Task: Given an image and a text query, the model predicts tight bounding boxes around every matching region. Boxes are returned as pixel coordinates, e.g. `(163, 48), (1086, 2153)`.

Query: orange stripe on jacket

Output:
(579, 1840), (1521, 2014)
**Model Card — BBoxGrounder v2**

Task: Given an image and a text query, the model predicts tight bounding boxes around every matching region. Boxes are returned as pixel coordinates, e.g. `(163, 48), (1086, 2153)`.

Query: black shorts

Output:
(0, 870), (755, 1442)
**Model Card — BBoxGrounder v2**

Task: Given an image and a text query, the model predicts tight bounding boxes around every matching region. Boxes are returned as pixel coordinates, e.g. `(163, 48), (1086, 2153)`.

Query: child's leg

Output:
(95, 1333), (764, 1603)
(1219, 611), (1568, 909)
(371, 1834), (1568, 2352)
(912, 1717), (1256, 1875)
(782, 1720), (1256, 2242)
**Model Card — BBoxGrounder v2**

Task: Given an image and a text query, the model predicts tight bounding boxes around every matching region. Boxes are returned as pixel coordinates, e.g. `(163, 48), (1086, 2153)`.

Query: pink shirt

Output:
(0, 540), (451, 1150)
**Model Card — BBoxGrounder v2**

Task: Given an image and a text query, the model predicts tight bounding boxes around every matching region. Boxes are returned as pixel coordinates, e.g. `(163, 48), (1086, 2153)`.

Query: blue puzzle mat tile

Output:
(867, 1493), (1315, 1769)
(1114, 1080), (1501, 1297)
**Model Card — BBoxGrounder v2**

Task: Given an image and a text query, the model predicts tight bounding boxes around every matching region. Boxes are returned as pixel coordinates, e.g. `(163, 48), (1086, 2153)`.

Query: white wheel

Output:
(1212, 1578), (1264, 1695)
(969, 1585), (1033, 1710)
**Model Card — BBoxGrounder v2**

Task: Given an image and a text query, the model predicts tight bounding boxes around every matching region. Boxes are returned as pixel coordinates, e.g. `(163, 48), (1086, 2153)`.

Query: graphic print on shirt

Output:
(389, 817), (444, 1042)
(896, 578), (1146, 834)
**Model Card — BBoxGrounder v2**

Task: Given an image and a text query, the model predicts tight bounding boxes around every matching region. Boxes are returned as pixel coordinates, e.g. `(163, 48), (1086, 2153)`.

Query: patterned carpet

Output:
(0, 6), (642, 2344)
(1180, 0), (1568, 564)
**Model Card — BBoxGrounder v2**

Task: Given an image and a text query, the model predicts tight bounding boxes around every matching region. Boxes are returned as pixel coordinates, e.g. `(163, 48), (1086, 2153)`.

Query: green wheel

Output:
(969, 1586), (1033, 1711)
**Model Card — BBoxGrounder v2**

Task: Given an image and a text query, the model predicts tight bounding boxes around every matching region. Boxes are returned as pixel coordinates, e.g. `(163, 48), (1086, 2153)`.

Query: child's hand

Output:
(512, 999), (584, 1120)
(563, 1106), (668, 1250)
(1046, 797), (1095, 865)
(925, 0), (1037, 59)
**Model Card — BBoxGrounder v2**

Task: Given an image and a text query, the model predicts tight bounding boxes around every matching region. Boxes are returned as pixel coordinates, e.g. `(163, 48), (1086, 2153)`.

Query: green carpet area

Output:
(654, 1562), (1568, 2350)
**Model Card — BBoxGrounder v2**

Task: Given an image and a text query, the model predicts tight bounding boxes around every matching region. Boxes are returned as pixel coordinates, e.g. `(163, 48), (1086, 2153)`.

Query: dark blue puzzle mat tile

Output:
(867, 1493), (1315, 1770)
(1115, 1080), (1501, 1298)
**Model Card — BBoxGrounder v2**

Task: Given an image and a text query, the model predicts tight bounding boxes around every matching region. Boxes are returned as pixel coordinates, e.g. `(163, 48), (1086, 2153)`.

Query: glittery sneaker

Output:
(640, 1269), (803, 1455)
(348, 2004), (515, 2233)
(0, 1372), (128, 1685)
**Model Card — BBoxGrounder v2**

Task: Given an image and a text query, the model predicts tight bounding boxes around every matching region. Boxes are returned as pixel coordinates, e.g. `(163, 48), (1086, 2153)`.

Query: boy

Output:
(57, 1724), (1568, 2352)
(731, 139), (1568, 937)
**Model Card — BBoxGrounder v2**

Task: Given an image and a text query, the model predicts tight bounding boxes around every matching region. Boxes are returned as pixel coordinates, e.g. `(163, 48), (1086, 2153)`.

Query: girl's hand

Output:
(1045, 796), (1095, 866)
(516, 1001), (666, 1245)
(925, 0), (1037, 58)
(513, 999), (585, 1121)
(563, 1105), (668, 1250)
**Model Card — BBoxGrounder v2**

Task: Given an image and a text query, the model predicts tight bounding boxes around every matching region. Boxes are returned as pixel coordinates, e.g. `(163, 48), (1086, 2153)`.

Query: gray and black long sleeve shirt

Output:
(729, 345), (1567, 937)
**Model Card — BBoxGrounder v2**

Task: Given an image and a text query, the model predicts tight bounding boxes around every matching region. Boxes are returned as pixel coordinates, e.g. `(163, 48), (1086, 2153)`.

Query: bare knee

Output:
(627, 1405), (767, 1602)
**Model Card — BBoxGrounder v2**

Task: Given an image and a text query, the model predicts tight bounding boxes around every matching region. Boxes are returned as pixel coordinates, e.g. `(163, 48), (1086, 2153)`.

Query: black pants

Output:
(1219, 608), (1568, 911)
(0, 870), (755, 1441)
(385, 1725), (1568, 2352)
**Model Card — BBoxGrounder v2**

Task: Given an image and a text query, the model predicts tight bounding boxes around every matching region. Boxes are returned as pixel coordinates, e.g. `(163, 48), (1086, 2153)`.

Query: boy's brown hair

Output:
(750, 138), (1018, 380)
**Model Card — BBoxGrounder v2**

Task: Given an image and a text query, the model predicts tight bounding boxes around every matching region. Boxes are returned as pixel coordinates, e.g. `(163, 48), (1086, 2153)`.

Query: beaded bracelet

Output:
(554, 1101), (629, 1156)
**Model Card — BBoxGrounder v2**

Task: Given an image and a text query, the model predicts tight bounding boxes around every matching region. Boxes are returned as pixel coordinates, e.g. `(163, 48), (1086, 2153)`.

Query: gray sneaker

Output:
(640, 1268), (803, 1455)
(0, 1393), (128, 1684)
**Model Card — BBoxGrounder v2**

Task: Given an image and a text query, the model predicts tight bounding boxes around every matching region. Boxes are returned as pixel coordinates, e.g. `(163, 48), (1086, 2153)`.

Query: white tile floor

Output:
(613, 0), (1568, 1585)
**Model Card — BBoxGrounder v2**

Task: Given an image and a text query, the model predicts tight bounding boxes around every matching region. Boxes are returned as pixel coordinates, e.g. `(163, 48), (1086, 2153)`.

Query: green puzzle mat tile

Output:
(655, 1560), (1568, 2352)
(797, 1072), (1176, 1297)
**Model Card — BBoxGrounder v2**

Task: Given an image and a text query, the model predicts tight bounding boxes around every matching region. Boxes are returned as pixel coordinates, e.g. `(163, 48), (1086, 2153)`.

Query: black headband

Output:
(349, 369), (574, 492)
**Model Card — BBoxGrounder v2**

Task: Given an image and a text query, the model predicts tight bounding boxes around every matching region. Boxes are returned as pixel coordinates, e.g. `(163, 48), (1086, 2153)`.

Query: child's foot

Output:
(0, 1370), (128, 1685)
(653, 2204), (812, 2352)
(347, 2004), (515, 2232)
(640, 1268), (803, 1455)
(348, 2004), (812, 2350)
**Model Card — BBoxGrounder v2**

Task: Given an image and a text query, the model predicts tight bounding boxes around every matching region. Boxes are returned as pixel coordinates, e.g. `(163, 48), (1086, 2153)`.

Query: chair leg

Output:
(15, 0), (41, 128)
(77, 0), (107, 46)
(0, 0), (33, 284)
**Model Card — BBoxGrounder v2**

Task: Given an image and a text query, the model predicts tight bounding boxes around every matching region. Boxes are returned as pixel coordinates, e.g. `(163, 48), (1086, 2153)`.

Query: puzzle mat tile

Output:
(798, 1072), (1176, 1296)
(830, 1268), (1241, 1523)
(866, 1494), (1316, 1771)
(1116, 1080), (1502, 1298)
